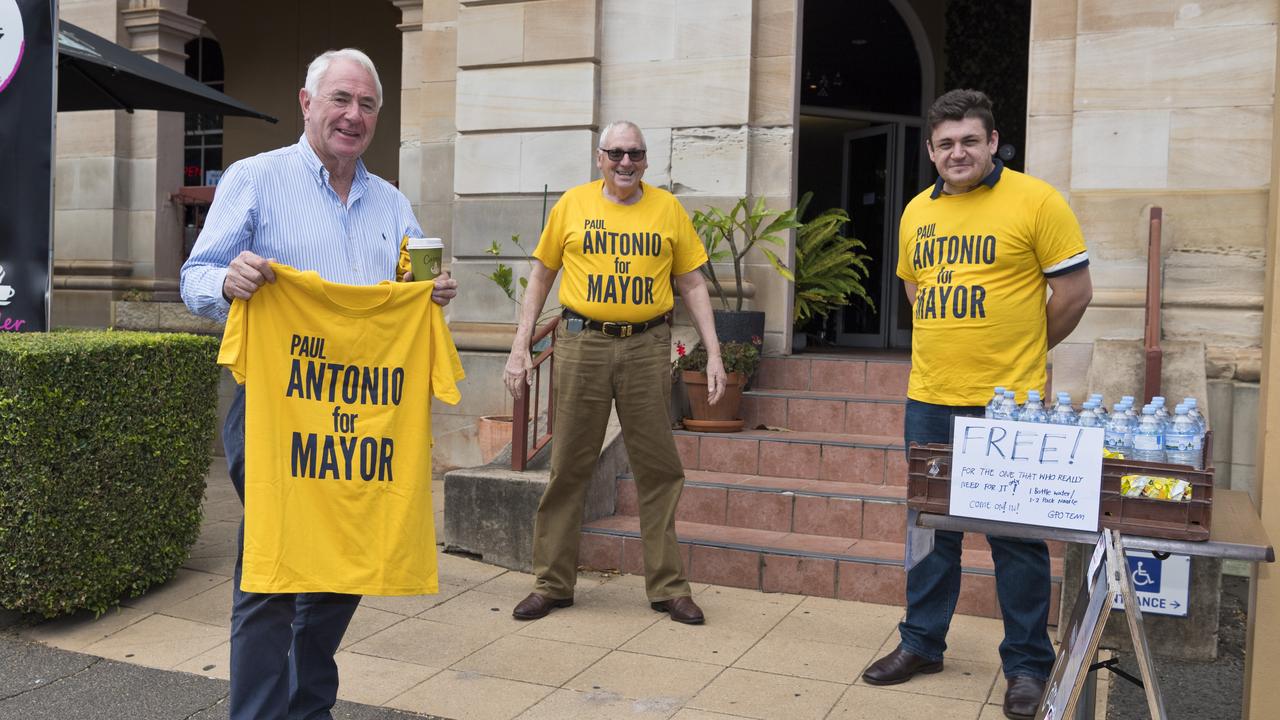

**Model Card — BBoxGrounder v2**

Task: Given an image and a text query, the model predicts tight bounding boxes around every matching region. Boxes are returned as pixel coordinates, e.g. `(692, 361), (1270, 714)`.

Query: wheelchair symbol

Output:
(1132, 562), (1155, 588)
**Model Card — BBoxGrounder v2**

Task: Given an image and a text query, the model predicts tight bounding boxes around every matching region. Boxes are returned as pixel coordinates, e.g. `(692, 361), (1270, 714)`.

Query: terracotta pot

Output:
(681, 370), (746, 432)
(476, 414), (514, 463)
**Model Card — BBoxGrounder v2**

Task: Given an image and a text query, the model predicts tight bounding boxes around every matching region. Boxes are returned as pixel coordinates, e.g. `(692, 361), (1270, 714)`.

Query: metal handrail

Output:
(512, 317), (559, 470)
(1143, 207), (1163, 403)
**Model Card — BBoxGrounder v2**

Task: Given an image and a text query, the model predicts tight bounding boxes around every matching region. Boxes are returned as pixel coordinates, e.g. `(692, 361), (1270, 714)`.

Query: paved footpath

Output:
(7, 464), (1106, 720)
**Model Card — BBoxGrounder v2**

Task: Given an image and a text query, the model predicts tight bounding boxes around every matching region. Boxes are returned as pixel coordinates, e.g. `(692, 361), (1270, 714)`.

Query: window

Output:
(183, 37), (224, 187)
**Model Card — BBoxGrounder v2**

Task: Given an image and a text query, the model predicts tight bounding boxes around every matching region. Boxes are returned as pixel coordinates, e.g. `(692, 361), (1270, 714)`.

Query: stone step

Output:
(741, 389), (906, 435)
(577, 516), (1064, 620)
(673, 427), (906, 485)
(616, 470), (1066, 557)
(754, 352), (911, 395)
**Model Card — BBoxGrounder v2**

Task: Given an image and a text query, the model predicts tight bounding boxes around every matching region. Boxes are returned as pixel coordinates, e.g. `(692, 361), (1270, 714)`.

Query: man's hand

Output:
(504, 347), (533, 400)
(704, 354), (727, 405)
(400, 270), (459, 307)
(223, 251), (276, 301)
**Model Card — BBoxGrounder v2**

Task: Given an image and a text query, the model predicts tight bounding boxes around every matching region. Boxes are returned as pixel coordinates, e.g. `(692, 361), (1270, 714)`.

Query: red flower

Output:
(751, 335), (762, 346)
(675, 341), (686, 357)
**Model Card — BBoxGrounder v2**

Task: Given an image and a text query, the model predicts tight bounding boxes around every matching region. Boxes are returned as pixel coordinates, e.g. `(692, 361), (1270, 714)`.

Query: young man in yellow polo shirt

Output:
(861, 90), (1092, 720)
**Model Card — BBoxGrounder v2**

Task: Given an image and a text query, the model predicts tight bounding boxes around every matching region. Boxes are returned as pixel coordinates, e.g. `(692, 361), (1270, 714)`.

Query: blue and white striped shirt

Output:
(180, 135), (422, 321)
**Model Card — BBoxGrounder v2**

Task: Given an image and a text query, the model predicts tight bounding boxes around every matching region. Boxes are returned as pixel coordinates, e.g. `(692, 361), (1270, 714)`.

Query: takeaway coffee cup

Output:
(406, 237), (444, 281)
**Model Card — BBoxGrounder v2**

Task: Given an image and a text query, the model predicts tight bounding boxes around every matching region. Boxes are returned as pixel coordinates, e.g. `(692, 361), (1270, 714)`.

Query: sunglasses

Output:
(600, 148), (647, 162)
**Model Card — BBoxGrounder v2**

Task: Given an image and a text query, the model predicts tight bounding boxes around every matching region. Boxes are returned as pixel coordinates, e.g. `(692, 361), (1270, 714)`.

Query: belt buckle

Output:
(603, 321), (631, 338)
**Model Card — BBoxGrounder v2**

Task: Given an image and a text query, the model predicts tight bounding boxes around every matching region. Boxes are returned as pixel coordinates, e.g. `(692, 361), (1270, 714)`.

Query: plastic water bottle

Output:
(1078, 401), (1103, 429)
(1049, 392), (1077, 425)
(1091, 395), (1109, 424)
(1021, 390), (1049, 424)
(985, 386), (1007, 419)
(1104, 403), (1132, 455)
(1152, 396), (1170, 430)
(1131, 406), (1165, 463)
(993, 390), (1020, 421)
(1183, 397), (1207, 431)
(1164, 404), (1204, 470)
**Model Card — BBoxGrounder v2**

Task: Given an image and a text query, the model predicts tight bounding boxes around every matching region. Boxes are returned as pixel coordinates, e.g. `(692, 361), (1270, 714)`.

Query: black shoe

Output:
(512, 592), (573, 620)
(861, 646), (944, 686)
(1003, 675), (1046, 719)
(650, 596), (705, 624)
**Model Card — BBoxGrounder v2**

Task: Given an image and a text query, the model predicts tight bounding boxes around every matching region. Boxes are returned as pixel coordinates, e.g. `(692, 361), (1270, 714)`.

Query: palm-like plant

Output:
(792, 192), (874, 327)
(692, 198), (802, 311)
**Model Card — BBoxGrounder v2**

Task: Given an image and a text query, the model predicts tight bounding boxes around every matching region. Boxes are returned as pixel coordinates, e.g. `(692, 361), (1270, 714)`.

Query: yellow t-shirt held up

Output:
(534, 180), (708, 323)
(218, 264), (465, 595)
(896, 168), (1087, 407)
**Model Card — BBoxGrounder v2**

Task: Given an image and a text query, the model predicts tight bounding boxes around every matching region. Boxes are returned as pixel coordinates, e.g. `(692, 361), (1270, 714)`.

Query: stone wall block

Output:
(421, 140), (457, 203)
(1173, 1), (1278, 28)
(639, 127), (673, 189)
(56, 110), (117, 157)
(749, 126), (793, 199)
(670, 126), (749, 196)
(457, 3), (523, 67)
(53, 209), (125, 261)
(1164, 308), (1264, 348)
(524, 0), (599, 63)
(1027, 38), (1075, 117)
(456, 63), (597, 131)
(455, 133), (521, 194)
(421, 80), (458, 142)
(1077, 0), (1175, 34)
(55, 157), (117, 210)
(754, 0), (796, 57)
(1168, 105), (1272, 189)
(1025, 114), (1072, 192)
(448, 258), (528, 325)
(676, 0), (751, 60)
(519, 130), (597, 193)
(422, 23), (458, 83)
(452, 196), (566, 258)
(1030, 0), (1077, 41)
(601, 0), (674, 63)
(1070, 110), (1170, 189)
(423, 0), (459, 23)
(751, 54), (795, 127)
(1074, 26), (1277, 110)
(600, 58), (750, 128)
(417, 201), (454, 248)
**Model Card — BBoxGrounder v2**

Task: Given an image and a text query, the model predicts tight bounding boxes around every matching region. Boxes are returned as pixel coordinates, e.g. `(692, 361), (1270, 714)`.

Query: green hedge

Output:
(0, 330), (221, 617)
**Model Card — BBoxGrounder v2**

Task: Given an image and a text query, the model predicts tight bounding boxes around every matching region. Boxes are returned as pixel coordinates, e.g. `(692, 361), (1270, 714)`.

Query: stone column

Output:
(120, 1), (204, 300)
(1245, 25), (1280, 720)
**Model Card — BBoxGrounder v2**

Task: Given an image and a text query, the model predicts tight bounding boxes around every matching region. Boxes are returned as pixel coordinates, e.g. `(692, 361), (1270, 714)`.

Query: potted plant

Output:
(674, 338), (761, 432)
(791, 192), (875, 351)
(691, 197), (802, 347)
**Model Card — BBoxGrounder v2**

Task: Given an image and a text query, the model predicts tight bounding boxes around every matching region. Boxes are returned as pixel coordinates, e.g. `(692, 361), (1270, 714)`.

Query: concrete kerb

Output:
(443, 411), (627, 572)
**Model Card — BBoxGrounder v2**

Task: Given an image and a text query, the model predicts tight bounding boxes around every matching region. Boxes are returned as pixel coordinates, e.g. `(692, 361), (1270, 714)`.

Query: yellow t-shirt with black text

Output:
(896, 168), (1087, 406)
(534, 180), (708, 323)
(218, 264), (465, 595)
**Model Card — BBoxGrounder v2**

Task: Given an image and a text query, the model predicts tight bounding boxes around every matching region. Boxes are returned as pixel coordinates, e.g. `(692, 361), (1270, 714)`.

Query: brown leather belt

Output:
(562, 309), (670, 338)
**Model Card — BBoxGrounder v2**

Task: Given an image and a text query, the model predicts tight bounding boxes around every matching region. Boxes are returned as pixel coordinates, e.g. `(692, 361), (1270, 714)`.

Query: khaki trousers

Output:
(531, 321), (690, 602)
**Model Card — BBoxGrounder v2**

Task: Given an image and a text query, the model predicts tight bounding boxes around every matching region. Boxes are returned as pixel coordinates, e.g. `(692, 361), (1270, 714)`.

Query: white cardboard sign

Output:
(950, 417), (1104, 531)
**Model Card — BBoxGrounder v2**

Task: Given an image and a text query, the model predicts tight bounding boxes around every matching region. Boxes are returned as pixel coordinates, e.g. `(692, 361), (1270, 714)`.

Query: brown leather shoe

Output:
(512, 592), (573, 620)
(861, 646), (944, 685)
(650, 596), (705, 624)
(1002, 675), (1046, 719)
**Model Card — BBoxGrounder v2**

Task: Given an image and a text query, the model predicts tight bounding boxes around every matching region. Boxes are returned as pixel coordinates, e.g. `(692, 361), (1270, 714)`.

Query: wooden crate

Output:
(906, 443), (1214, 541)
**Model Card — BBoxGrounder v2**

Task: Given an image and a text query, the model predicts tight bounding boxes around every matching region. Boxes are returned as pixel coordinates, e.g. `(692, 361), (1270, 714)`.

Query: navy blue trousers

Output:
(225, 386), (361, 720)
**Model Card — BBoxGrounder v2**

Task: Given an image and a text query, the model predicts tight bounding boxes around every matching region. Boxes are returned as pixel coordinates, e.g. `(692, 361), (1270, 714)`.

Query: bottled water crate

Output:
(906, 438), (1214, 542)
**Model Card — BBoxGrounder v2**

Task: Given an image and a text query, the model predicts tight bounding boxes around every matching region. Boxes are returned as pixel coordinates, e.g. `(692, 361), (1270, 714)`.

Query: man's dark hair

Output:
(927, 89), (995, 137)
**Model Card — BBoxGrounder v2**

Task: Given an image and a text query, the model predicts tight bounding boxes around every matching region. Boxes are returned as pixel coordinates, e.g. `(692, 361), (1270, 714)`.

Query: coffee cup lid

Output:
(406, 237), (444, 249)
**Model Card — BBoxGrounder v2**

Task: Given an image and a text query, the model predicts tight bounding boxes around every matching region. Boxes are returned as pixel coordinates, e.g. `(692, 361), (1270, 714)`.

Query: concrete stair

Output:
(577, 351), (1065, 621)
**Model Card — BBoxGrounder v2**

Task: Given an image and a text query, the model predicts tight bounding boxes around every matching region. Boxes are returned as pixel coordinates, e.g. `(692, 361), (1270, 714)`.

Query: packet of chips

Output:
(1120, 474), (1192, 502)
(1103, 448), (1125, 460)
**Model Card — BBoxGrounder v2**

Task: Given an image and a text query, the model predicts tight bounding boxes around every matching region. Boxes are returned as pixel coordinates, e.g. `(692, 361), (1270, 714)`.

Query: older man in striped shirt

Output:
(181, 48), (455, 720)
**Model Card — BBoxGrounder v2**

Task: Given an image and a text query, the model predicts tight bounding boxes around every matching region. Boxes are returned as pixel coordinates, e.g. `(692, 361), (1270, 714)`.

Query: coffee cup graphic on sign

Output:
(0, 265), (14, 305)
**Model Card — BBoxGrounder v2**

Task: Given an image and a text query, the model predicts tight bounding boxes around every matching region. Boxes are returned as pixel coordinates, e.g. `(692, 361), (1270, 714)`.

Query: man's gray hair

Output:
(598, 120), (645, 149)
(304, 48), (383, 109)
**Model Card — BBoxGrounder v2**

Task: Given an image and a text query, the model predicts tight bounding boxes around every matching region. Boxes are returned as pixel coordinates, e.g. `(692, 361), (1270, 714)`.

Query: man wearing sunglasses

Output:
(504, 120), (726, 625)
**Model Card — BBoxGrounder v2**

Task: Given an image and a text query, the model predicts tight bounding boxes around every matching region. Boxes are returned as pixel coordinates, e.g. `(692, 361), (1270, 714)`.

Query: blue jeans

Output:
(225, 385), (361, 720)
(898, 399), (1055, 680)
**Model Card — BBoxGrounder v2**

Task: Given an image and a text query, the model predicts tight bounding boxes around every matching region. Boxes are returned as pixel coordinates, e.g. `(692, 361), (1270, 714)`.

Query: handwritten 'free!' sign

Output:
(949, 417), (1104, 531)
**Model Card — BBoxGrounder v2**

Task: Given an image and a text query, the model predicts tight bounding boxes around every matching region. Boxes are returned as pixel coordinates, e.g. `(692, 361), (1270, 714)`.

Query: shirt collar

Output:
(295, 134), (370, 194)
(930, 158), (1004, 199)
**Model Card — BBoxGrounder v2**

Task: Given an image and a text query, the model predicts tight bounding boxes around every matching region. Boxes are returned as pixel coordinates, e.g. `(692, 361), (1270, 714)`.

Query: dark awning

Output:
(57, 21), (277, 122)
